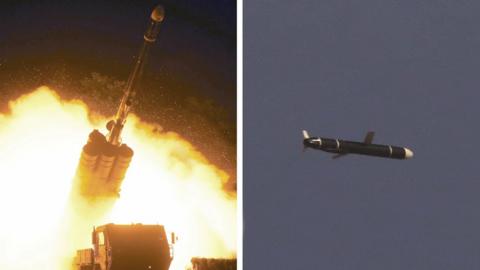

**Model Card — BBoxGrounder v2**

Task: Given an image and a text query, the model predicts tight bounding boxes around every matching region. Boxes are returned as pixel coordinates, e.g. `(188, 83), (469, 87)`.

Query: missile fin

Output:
(332, 153), (347, 159)
(302, 130), (310, 139)
(363, 131), (375, 144)
(302, 145), (308, 153)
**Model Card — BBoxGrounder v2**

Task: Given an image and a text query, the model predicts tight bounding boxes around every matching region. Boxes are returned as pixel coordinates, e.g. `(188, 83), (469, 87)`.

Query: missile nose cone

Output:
(404, 148), (414, 159)
(151, 5), (165, 22)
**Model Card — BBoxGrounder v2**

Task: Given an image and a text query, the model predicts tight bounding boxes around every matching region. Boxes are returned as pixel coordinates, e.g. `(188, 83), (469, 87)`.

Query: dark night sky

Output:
(0, 0), (237, 189)
(246, 1), (480, 269)
(0, 0), (236, 107)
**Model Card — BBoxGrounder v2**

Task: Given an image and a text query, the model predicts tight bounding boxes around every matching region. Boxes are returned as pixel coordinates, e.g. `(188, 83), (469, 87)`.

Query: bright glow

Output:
(0, 87), (236, 270)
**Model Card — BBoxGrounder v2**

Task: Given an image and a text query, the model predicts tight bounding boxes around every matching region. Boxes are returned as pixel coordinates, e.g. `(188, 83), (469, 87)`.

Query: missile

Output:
(302, 130), (413, 160)
(107, 4), (165, 146)
(74, 5), (165, 198)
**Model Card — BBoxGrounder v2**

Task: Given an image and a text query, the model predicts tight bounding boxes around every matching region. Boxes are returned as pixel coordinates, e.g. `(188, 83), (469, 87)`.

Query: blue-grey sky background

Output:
(245, 1), (480, 269)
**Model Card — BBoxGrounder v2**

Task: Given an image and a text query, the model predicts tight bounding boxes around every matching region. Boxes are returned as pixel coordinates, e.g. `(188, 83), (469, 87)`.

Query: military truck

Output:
(190, 258), (237, 270)
(74, 223), (174, 270)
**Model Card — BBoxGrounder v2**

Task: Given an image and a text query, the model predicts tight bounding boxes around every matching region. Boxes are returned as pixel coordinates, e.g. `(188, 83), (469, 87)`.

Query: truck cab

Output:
(75, 223), (173, 270)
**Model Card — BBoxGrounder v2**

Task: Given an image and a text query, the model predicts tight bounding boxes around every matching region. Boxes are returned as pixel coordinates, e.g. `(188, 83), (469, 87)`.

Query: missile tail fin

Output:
(332, 153), (347, 159)
(302, 145), (308, 153)
(363, 131), (375, 144)
(302, 130), (310, 139)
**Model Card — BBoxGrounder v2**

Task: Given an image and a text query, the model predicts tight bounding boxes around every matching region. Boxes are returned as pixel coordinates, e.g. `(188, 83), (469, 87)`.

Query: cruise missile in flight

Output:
(302, 130), (414, 160)
(74, 5), (165, 198)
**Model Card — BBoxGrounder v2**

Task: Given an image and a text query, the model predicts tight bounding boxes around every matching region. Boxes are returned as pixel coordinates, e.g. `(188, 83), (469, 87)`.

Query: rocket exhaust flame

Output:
(0, 87), (236, 270)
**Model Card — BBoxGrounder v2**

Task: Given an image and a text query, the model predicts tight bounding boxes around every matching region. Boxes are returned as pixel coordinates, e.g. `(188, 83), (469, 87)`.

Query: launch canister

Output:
(302, 130), (414, 160)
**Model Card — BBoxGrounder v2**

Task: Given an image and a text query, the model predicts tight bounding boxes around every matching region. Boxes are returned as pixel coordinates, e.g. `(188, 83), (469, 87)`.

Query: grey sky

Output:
(245, 1), (480, 269)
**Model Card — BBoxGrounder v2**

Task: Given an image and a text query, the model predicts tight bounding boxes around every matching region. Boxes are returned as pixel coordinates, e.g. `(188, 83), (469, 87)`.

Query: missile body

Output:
(302, 130), (413, 160)
(74, 6), (165, 198)
(107, 5), (165, 146)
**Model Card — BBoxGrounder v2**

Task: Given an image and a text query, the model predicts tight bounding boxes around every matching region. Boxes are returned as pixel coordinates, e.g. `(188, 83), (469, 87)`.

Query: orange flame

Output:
(0, 87), (236, 270)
